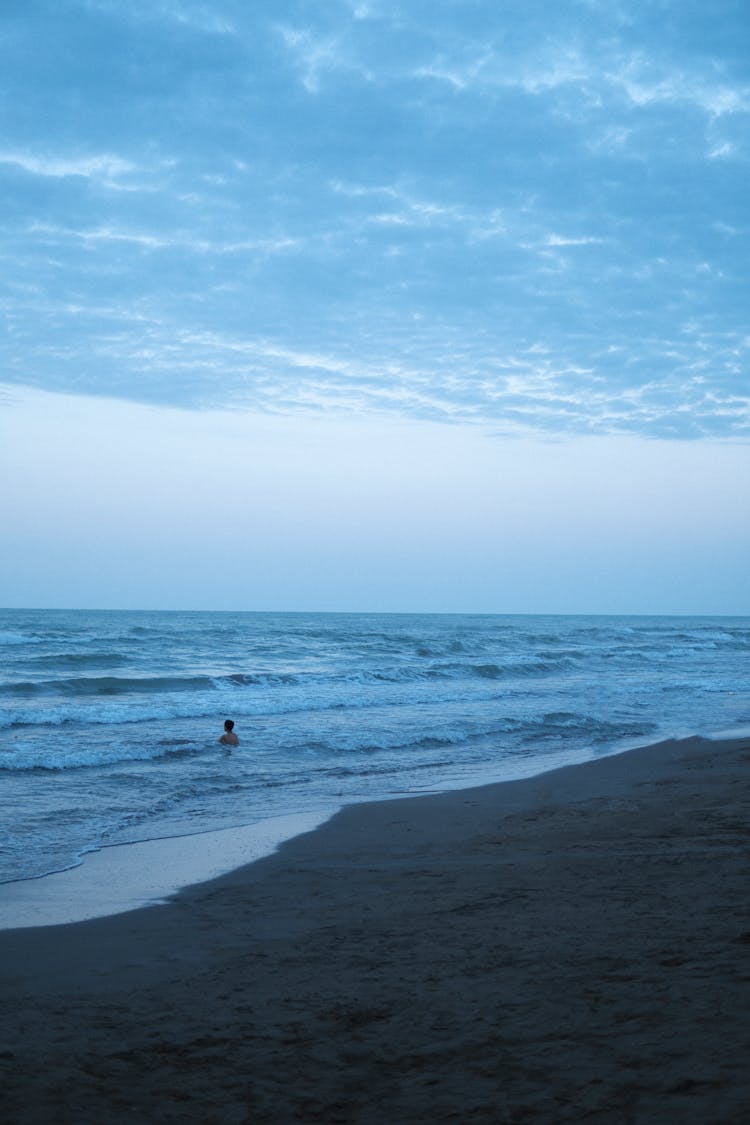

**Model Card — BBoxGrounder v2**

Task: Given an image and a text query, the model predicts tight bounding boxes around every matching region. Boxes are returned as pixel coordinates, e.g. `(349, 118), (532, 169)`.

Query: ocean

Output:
(1, 609), (749, 887)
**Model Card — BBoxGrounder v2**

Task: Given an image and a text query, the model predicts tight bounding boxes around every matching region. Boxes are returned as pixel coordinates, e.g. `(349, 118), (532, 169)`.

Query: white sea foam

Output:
(0, 631), (34, 645)
(0, 812), (331, 929)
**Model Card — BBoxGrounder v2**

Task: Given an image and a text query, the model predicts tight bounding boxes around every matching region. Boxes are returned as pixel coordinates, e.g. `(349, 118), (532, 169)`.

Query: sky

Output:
(1, 0), (748, 613)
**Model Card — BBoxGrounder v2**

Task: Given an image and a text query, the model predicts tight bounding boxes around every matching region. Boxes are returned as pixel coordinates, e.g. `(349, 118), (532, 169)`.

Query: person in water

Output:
(219, 719), (239, 746)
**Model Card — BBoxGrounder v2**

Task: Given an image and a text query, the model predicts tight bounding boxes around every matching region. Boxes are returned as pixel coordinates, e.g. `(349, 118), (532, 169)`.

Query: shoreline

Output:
(2, 733), (750, 1122)
(2, 730), (738, 931)
(0, 809), (332, 931)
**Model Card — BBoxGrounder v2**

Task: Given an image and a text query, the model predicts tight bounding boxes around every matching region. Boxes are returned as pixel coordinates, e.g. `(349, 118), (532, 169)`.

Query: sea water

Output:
(1, 609), (748, 886)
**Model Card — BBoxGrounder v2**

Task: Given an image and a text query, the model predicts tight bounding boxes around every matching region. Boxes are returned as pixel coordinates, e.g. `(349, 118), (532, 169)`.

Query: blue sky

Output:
(1, 1), (748, 611)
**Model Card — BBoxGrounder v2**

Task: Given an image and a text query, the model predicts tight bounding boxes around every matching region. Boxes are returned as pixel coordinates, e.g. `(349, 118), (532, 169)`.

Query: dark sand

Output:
(2, 735), (750, 1123)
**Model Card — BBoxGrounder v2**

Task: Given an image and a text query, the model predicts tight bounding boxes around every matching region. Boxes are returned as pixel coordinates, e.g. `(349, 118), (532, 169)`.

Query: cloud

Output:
(0, 1), (746, 443)
(5, 281), (746, 439)
(276, 24), (372, 92)
(411, 38), (750, 129)
(0, 150), (136, 187)
(544, 234), (605, 247)
(26, 221), (300, 257)
(608, 57), (749, 118)
(342, 0), (381, 19)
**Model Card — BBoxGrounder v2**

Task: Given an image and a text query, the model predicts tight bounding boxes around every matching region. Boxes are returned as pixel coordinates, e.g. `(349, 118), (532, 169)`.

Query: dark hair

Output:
(224, 719), (234, 731)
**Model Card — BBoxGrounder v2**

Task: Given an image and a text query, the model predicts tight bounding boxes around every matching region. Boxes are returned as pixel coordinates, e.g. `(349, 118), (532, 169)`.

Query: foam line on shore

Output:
(0, 811), (331, 930)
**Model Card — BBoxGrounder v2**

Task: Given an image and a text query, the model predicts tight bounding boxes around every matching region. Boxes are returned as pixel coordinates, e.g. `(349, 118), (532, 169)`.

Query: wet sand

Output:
(2, 735), (749, 1123)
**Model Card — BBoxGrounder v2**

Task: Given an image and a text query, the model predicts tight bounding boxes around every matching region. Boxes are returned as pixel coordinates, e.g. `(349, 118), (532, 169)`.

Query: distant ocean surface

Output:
(1, 609), (749, 886)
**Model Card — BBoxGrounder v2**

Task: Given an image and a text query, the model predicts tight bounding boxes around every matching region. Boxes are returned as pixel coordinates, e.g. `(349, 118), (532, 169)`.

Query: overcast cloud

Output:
(1, 0), (748, 439)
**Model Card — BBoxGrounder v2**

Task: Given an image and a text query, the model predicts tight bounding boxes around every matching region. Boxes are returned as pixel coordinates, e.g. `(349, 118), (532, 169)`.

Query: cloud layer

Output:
(1, 0), (748, 437)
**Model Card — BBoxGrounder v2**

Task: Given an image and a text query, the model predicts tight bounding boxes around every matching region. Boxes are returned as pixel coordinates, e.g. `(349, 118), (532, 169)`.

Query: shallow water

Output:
(1, 609), (748, 884)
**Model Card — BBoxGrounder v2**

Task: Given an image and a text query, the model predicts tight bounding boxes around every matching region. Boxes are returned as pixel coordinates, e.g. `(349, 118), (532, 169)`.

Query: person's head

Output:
(224, 719), (234, 732)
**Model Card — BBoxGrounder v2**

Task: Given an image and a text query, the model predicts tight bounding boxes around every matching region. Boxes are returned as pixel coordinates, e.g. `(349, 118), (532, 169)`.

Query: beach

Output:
(2, 734), (749, 1123)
